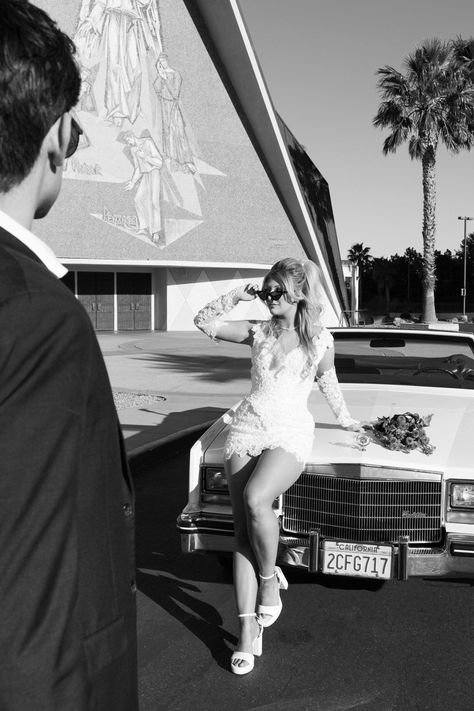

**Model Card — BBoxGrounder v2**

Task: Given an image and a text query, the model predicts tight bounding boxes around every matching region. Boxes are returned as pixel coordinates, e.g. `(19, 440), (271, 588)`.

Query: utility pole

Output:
(458, 216), (473, 317)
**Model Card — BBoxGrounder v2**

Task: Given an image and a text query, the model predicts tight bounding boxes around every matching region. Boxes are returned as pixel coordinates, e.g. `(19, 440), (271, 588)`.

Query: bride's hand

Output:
(236, 283), (260, 301)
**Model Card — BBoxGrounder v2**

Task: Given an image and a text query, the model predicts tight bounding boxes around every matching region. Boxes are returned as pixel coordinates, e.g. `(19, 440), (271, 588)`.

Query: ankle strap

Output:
(238, 612), (256, 618)
(259, 571), (276, 580)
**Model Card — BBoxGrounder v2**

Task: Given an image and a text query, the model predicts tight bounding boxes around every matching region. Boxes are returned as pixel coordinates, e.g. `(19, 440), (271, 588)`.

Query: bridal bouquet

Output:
(369, 412), (435, 455)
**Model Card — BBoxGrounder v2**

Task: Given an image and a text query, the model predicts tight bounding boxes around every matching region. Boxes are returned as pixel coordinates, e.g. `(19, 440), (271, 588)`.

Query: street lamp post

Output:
(458, 216), (473, 317)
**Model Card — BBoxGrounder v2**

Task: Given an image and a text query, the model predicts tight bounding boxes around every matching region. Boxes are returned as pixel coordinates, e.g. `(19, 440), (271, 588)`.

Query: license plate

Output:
(322, 541), (392, 579)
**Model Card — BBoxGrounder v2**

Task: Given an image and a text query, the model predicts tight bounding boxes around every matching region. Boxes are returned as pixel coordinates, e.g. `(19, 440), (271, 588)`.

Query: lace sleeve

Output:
(193, 287), (240, 340)
(317, 367), (359, 428)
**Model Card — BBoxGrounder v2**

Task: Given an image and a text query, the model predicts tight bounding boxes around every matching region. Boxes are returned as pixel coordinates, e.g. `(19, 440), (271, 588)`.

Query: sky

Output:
(238, 0), (474, 259)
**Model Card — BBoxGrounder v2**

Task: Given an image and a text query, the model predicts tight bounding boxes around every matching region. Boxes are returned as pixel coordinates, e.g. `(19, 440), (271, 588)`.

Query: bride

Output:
(194, 257), (361, 675)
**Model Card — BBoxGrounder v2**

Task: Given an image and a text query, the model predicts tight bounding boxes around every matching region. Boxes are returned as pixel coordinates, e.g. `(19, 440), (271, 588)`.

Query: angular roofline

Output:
(61, 259), (272, 270)
(182, 0), (349, 318)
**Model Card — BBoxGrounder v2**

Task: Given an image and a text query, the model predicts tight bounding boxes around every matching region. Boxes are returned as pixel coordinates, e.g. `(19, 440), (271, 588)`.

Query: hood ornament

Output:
(355, 433), (371, 452)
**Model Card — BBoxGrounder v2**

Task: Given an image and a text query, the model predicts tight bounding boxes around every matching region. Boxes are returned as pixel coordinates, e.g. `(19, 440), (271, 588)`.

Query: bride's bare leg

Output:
(225, 453), (261, 667)
(244, 448), (303, 612)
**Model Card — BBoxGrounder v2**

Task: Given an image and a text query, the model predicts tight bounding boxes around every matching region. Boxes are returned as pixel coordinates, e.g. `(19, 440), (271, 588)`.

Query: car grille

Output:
(282, 472), (442, 544)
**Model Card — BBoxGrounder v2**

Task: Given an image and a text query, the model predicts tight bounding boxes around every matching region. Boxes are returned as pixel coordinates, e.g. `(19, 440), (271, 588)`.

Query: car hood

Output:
(204, 384), (474, 474)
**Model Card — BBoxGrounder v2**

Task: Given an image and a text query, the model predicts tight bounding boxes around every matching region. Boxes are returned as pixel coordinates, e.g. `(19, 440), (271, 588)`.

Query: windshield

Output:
(333, 331), (474, 389)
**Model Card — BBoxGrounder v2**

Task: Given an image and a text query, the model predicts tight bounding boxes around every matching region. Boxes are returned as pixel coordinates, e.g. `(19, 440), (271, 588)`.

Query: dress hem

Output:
(224, 442), (307, 464)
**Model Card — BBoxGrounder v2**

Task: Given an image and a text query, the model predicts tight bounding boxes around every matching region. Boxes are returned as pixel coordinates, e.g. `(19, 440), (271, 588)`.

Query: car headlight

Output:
(450, 483), (474, 509)
(204, 467), (228, 492)
(201, 466), (229, 505)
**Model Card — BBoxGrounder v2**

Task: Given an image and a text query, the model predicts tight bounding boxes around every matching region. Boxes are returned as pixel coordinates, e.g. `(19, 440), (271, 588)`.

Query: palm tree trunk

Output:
(421, 147), (437, 322)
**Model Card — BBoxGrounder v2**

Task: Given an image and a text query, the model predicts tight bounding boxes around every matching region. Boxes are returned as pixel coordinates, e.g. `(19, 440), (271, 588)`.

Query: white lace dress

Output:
(194, 288), (359, 464)
(224, 321), (333, 462)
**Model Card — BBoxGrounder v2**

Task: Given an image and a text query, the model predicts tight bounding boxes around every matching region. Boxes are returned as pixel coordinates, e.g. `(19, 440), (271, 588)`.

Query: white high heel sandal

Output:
(230, 613), (263, 675)
(257, 566), (288, 628)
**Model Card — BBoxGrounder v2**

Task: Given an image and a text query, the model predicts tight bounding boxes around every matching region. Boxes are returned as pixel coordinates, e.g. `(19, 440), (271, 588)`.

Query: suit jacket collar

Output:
(0, 209), (67, 278)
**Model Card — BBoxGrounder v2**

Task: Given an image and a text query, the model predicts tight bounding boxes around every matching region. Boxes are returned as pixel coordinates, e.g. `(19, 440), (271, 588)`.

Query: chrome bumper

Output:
(301, 529), (474, 580)
(177, 512), (474, 579)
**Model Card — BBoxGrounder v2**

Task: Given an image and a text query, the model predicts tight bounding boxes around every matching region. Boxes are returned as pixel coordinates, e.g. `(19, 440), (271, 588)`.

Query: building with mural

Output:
(33, 0), (349, 331)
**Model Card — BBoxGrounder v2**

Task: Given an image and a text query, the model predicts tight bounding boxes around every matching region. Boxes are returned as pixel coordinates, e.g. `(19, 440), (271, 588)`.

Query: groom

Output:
(0, 2), (138, 709)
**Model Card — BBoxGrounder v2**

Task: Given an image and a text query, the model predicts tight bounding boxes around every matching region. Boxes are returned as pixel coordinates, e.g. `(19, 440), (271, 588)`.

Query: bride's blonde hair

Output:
(264, 257), (324, 364)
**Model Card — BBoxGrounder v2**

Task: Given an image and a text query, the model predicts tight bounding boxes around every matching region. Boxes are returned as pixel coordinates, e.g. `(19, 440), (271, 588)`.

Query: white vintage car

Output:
(177, 328), (474, 580)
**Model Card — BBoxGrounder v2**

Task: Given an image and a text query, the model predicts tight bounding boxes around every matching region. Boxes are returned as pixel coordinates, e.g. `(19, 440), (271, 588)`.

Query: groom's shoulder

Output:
(0, 234), (72, 312)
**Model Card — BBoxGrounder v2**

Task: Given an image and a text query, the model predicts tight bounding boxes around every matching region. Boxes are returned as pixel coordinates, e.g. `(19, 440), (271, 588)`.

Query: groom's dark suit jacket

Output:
(0, 227), (138, 711)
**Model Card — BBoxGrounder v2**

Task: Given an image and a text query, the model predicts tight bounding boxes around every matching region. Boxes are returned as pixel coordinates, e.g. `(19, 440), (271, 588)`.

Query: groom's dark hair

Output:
(0, 0), (81, 192)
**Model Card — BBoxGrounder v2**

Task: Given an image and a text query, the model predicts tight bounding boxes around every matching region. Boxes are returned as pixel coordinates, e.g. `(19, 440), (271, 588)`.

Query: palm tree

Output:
(348, 242), (372, 268)
(347, 242), (372, 313)
(373, 38), (474, 322)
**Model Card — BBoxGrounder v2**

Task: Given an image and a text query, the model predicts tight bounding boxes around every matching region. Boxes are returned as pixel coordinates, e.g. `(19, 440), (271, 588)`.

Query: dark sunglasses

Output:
(65, 116), (83, 159)
(256, 288), (287, 302)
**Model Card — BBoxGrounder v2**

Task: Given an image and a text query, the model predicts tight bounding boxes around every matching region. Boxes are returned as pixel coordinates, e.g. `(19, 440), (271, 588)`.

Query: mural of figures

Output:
(74, 0), (162, 125)
(119, 130), (164, 243)
(154, 53), (196, 173)
(65, 0), (225, 250)
(78, 64), (99, 113)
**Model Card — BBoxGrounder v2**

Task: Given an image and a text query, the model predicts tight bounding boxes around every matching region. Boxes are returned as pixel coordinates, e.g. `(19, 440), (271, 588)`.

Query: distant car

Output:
(177, 328), (474, 581)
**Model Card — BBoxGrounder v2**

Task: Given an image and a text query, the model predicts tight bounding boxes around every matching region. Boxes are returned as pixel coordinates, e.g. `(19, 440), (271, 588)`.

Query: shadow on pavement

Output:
(132, 438), (235, 671)
(132, 352), (251, 383)
(122, 406), (226, 454)
(284, 567), (385, 592)
(136, 570), (235, 671)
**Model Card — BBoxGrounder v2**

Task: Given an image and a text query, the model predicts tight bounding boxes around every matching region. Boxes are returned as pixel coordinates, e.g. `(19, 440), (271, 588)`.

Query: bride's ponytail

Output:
(296, 260), (324, 363)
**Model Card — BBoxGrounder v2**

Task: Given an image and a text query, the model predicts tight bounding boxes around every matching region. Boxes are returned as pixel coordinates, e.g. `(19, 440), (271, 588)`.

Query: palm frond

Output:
(408, 135), (423, 160)
(376, 66), (410, 100)
(405, 38), (451, 78)
(373, 100), (405, 128)
(375, 36), (474, 158)
(382, 125), (409, 154)
(451, 36), (474, 76)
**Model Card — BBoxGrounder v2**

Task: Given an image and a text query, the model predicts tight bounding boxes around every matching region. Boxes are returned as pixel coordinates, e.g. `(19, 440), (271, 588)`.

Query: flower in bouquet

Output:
(369, 412), (435, 455)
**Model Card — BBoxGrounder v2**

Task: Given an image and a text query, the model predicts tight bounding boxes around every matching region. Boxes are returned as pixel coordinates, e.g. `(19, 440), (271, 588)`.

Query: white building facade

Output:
(34, 0), (349, 330)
